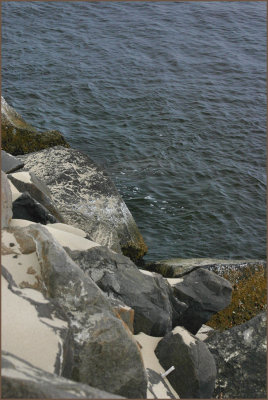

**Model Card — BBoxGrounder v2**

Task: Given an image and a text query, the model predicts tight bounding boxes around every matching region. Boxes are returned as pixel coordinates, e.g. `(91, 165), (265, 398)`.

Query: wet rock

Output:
(145, 257), (264, 278)
(2, 266), (73, 377)
(155, 326), (217, 398)
(2, 351), (124, 399)
(1, 150), (24, 173)
(1, 96), (69, 155)
(171, 268), (232, 334)
(12, 192), (57, 224)
(18, 146), (147, 261)
(205, 311), (267, 399)
(19, 223), (147, 398)
(1, 171), (13, 229)
(8, 171), (64, 222)
(65, 246), (187, 336)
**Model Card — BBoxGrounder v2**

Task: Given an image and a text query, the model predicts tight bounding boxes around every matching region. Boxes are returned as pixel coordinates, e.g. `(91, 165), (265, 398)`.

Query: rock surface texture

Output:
(1, 171), (13, 229)
(19, 146), (147, 261)
(205, 311), (267, 399)
(8, 223), (147, 398)
(8, 171), (65, 222)
(1, 150), (25, 173)
(2, 351), (124, 399)
(171, 268), (232, 334)
(65, 246), (187, 336)
(12, 192), (57, 224)
(155, 326), (216, 398)
(1, 97), (69, 155)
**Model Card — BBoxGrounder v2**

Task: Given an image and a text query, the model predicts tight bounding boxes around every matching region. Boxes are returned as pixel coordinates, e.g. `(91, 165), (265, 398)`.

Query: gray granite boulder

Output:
(205, 311), (267, 399)
(172, 268), (232, 334)
(12, 192), (57, 224)
(155, 326), (217, 398)
(1, 150), (24, 173)
(65, 246), (187, 336)
(1, 171), (13, 228)
(18, 146), (147, 261)
(2, 351), (124, 399)
(18, 223), (147, 398)
(8, 171), (64, 222)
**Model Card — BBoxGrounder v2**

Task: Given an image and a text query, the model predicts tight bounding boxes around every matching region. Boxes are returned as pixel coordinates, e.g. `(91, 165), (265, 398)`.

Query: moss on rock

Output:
(1, 97), (69, 155)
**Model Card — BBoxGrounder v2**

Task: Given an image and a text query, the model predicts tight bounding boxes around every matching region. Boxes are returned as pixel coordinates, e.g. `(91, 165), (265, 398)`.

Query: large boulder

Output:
(12, 192), (57, 224)
(8, 171), (65, 222)
(1, 171), (13, 228)
(1, 150), (24, 173)
(170, 268), (232, 334)
(64, 246), (187, 336)
(18, 146), (148, 261)
(2, 351), (124, 399)
(6, 223), (147, 398)
(205, 312), (267, 399)
(155, 326), (217, 398)
(2, 266), (73, 377)
(1, 96), (69, 155)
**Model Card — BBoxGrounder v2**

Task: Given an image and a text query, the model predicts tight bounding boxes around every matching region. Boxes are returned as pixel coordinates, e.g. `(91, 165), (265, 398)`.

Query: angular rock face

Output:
(2, 351), (124, 399)
(19, 146), (148, 261)
(65, 246), (187, 336)
(12, 192), (58, 224)
(8, 171), (65, 222)
(1, 150), (25, 173)
(1, 97), (69, 155)
(171, 268), (232, 334)
(155, 326), (217, 398)
(17, 223), (147, 399)
(205, 312), (267, 399)
(1, 171), (13, 229)
(2, 267), (73, 377)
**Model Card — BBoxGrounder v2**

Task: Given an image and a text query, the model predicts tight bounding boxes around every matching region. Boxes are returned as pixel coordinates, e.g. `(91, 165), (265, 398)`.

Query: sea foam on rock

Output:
(18, 146), (148, 261)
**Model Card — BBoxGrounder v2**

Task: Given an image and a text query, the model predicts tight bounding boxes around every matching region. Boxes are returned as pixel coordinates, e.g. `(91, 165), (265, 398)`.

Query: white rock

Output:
(1, 171), (12, 228)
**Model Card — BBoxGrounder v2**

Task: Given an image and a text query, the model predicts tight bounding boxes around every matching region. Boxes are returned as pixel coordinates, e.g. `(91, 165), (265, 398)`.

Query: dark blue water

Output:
(2, 1), (266, 261)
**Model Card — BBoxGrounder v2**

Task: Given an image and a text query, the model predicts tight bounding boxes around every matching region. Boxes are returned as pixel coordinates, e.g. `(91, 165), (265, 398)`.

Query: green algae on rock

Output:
(1, 97), (69, 155)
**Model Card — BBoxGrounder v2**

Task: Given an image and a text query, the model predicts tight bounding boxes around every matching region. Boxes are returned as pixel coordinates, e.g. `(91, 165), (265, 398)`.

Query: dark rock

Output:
(109, 297), (135, 333)
(205, 311), (267, 399)
(1, 97), (69, 155)
(18, 146), (147, 261)
(1, 150), (24, 173)
(65, 245), (187, 336)
(8, 171), (64, 222)
(2, 351), (124, 399)
(172, 268), (232, 334)
(20, 224), (147, 399)
(155, 326), (217, 398)
(12, 192), (57, 224)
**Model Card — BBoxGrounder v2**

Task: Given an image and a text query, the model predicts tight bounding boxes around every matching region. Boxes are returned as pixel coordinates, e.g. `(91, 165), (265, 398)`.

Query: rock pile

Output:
(1, 99), (266, 399)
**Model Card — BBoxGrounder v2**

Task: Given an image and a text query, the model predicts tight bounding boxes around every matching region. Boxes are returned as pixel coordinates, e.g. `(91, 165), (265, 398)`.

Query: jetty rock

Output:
(18, 146), (148, 261)
(1, 171), (13, 229)
(1, 97), (69, 155)
(205, 311), (267, 399)
(1, 223), (147, 398)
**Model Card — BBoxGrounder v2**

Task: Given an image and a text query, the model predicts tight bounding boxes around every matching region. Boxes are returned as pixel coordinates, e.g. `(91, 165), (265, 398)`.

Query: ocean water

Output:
(2, 1), (266, 261)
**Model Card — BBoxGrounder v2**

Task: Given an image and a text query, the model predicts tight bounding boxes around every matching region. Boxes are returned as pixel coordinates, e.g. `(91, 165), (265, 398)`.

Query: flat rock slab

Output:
(155, 326), (216, 399)
(145, 258), (265, 278)
(19, 146), (147, 261)
(1, 150), (24, 173)
(205, 311), (267, 399)
(2, 351), (124, 399)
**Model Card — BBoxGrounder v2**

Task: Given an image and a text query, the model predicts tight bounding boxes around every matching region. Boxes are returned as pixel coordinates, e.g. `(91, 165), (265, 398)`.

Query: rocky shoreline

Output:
(1, 97), (267, 399)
